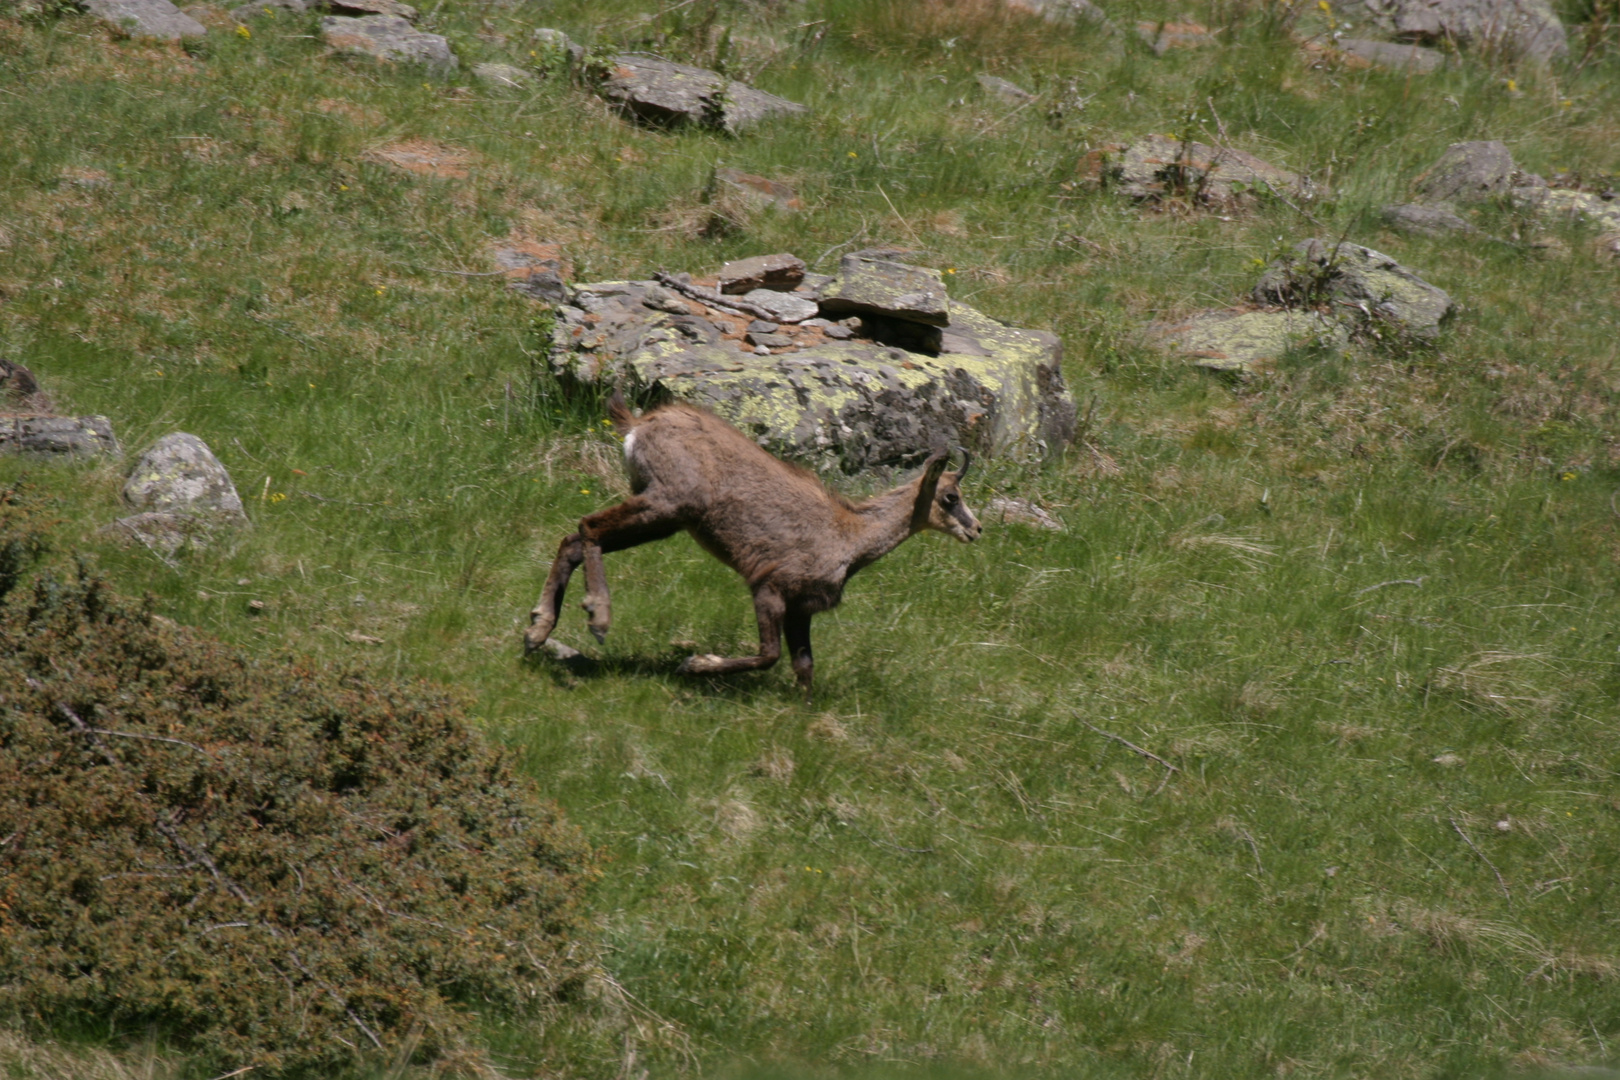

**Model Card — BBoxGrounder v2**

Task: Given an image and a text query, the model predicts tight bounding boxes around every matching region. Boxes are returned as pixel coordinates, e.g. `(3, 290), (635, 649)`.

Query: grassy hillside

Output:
(3, 0), (1620, 1075)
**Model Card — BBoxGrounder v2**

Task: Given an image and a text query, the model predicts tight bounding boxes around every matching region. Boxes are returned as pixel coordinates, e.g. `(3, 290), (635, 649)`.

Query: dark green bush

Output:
(0, 503), (599, 1076)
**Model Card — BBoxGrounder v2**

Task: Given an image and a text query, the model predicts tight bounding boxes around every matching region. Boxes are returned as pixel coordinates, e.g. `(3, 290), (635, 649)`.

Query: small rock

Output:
(818, 254), (951, 327)
(747, 319), (779, 334)
(100, 512), (220, 558)
(0, 415), (120, 460)
(711, 168), (801, 213)
(741, 289), (819, 324)
(1136, 19), (1218, 51)
(530, 27), (581, 62)
(122, 433), (247, 520)
(1514, 186), (1620, 233)
(0, 359), (41, 404)
(591, 54), (806, 134)
(821, 324), (855, 340)
(746, 331), (794, 349)
(1381, 202), (1476, 235)
(1005, 0), (1114, 24)
(976, 73), (1034, 103)
(321, 14), (456, 70)
(1102, 134), (1312, 206)
(1360, 0), (1566, 61)
(1432, 752), (1464, 767)
(719, 253), (806, 294)
(1149, 308), (1348, 374)
(229, 0), (306, 18)
(473, 62), (532, 88)
(82, 0), (206, 39)
(495, 239), (571, 303)
(1335, 37), (1445, 71)
(1413, 140), (1519, 203)
(322, 0), (415, 18)
(1254, 238), (1454, 338)
(985, 496), (1063, 530)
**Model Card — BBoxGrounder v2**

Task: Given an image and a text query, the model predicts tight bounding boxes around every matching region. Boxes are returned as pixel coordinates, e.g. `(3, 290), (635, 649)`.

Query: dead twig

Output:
(1355, 577), (1426, 595)
(89, 727), (214, 758)
(651, 273), (782, 321)
(1081, 720), (1180, 774)
(1451, 817), (1511, 903)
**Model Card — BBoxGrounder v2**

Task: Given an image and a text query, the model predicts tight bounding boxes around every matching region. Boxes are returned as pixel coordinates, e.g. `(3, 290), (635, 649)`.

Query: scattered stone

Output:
(710, 168), (801, 213)
(1005, 0), (1116, 27)
(719, 253), (805, 294)
(1513, 187), (1620, 233)
(740, 289), (819, 324)
(1361, 0), (1566, 60)
(473, 62), (532, 89)
(1254, 238), (1455, 338)
(0, 360), (41, 405)
(1335, 36), (1446, 70)
(541, 260), (1077, 472)
(530, 27), (583, 68)
(976, 74), (1035, 103)
(746, 319), (779, 334)
(1432, 752), (1464, 767)
(985, 496), (1064, 530)
(818, 254), (951, 327)
(100, 511), (222, 558)
(321, 15), (456, 71)
(0, 416), (120, 460)
(322, 0), (414, 17)
(1150, 308), (1348, 374)
(122, 433), (247, 520)
(1413, 140), (1518, 203)
(1100, 134), (1313, 207)
(589, 55), (807, 134)
(82, 0), (206, 39)
(495, 239), (571, 304)
(364, 139), (473, 177)
(1136, 19), (1218, 51)
(229, 0), (305, 19)
(1382, 201), (1477, 235)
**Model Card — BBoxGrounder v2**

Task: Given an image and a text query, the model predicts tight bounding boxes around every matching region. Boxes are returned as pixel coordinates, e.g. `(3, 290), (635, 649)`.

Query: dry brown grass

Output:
(364, 139), (478, 179)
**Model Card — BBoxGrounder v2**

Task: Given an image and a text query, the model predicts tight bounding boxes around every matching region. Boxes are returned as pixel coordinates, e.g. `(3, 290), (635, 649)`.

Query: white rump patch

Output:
(623, 430), (638, 461)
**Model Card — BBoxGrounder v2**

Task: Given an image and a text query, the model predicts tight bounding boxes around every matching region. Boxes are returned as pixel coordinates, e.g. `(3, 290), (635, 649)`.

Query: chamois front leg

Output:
(577, 495), (685, 644)
(525, 532), (585, 653)
(785, 610), (814, 704)
(677, 587), (785, 677)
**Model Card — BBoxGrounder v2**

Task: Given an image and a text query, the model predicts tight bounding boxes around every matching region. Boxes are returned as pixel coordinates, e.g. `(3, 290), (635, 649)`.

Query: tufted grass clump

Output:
(0, 492), (600, 1077)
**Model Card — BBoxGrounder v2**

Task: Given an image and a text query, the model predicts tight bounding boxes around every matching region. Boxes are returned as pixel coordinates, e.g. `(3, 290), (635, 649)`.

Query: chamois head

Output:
(912, 447), (982, 543)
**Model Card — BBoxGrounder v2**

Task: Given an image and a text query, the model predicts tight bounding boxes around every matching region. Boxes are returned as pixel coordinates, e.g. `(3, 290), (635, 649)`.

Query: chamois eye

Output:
(941, 493), (959, 507)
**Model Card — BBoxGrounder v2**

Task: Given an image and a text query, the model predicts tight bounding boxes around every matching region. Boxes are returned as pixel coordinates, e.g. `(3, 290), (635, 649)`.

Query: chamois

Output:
(524, 394), (981, 700)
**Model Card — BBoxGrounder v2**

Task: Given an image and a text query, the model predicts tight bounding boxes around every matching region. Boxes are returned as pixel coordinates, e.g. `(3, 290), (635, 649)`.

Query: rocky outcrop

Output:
(1398, 141), (1620, 236)
(542, 256), (1077, 472)
(1254, 239), (1455, 338)
(588, 55), (807, 134)
(1360, 0), (1566, 60)
(82, 0), (206, 38)
(321, 14), (456, 70)
(1098, 135), (1313, 207)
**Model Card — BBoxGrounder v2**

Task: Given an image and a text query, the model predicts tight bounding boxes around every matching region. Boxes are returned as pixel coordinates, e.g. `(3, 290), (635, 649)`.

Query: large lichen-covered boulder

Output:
(1254, 239), (1454, 338)
(546, 258), (1076, 472)
(588, 55), (807, 134)
(123, 433), (247, 520)
(1099, 134), (1313, 207)
(1413, 140), (1521, 202)
(1149, 309), (1349, 374)
(1360, 0), (1566, 60)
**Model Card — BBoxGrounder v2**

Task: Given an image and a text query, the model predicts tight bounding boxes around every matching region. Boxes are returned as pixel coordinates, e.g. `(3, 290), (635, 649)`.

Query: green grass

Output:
(3, 0), (1620, 1075)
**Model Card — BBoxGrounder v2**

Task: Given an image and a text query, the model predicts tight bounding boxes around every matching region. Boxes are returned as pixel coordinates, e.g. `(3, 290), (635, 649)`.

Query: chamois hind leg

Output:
(785, 609), (814, 704)
(576, 495), (682, 643)
(525, 532), (585, 653)
(677, 586), (785, 677)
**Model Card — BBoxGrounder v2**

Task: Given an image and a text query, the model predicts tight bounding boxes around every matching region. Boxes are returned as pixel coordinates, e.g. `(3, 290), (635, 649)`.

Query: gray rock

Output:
(1511, 186), (1620, 232)
(1149, 309), (1349, 374)
(1382, 201), (1477, 235)
(719, 253), (806, 294)
(1254, 238), (1455, 338)
(1361, 0), (1566, 59)
(0, 415), (120, 460)
(1336, 36), (1446, 70)
(323, 0), (416, 16)
(1136, 19), (1220, 52)
(100, 512), (223, 558)
(818, 255), (951, 327)
(530, 27), (583, 69)
(745, 331), (794, 349)
(985, 496), (1064, 530)
(122, 433), (246, 520)
(229, 0), (306, 19)
(976, 74), (1035, 103)
(1103, 134), (1313, 206)
(746, 319), (778, 334)
(1413, 140), (1519, 202)
(711, 168), (801, 213)
(82, 0), (206, 39)
(545, 268), (1077, 472)
(1005, 0), (1115, 28)
(740, 289), (819, 324)
(321, 15), (456, 70)
(591, 55), (807, 134)
(473, 62), (532, 88)
(510, 271), (569, 304)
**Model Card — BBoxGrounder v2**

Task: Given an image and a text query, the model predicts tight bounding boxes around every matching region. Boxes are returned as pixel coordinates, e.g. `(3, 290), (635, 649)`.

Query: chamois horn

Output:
(955, 446), (972, 481)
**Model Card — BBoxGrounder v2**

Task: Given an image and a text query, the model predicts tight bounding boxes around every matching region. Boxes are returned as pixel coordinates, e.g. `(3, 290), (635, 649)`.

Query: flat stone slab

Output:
(543, 267), (1076, 472)
(1150, 309), (1348, 373)
(591, 55), (806, 134)
(818, 254), (951, 327)
(83, 0), (206, 38)
(1101, 134), (1312, 206)
(1382, 201), (1477, 235)
(719, 253), (805, 294)
(1336, 37), (1446, 70)
(321, 14), (456, 70)
(1254, 238), (1454, 338)
(977, 74), (1034, 102)
(0, 415), (120, 459)
(123, 433), (246, 520)
(1360, 0), (1566, 60)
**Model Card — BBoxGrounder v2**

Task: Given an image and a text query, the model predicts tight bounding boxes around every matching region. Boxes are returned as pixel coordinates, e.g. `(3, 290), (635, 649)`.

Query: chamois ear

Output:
(910, 449), (951, 531)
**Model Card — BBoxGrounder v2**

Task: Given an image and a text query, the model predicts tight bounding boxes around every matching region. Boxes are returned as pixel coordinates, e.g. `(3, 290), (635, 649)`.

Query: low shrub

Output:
(0, 488), (599, 1076)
